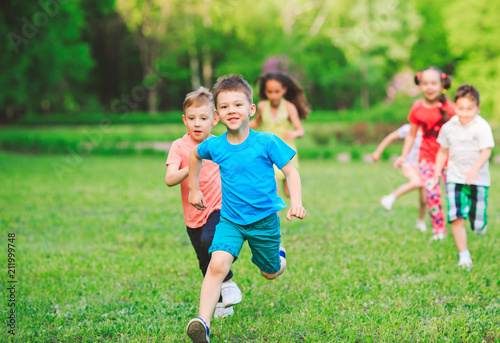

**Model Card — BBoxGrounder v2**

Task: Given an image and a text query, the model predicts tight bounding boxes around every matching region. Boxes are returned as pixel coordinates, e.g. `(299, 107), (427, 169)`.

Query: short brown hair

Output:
(454, 84), (480, 105)
(183, 87), (215, 113)
(212, 74), (253, 108)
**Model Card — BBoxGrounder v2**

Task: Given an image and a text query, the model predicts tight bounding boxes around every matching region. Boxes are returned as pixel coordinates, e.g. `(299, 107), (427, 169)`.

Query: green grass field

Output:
(1, 152), (499, 342)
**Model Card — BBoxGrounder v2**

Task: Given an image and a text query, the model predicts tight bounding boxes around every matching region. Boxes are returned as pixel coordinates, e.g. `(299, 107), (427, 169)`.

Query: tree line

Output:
(1, 0), (498, 122)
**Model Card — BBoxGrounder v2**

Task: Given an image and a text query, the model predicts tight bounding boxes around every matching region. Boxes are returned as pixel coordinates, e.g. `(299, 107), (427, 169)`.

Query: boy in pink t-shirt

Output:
(166, 87), (241, 318)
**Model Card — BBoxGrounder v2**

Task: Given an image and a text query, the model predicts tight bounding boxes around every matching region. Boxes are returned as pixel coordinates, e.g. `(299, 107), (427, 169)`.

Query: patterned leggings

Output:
(420, 161), (447, 234)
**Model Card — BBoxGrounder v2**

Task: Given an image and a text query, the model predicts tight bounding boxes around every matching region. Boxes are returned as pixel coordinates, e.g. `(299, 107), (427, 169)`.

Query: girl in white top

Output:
(372, 124), (427, 232)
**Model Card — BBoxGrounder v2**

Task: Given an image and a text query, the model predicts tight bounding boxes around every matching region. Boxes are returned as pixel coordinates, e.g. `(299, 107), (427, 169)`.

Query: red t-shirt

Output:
(407, 99), (456, 163)
(166, 133), (222, 228)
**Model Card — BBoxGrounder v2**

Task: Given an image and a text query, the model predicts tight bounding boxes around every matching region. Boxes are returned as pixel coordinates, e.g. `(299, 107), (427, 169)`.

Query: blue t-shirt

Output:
(197, 129), (296, 225)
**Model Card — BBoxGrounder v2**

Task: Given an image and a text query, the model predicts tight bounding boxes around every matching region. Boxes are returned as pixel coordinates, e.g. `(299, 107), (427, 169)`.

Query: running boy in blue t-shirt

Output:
(186, 74), (306, 343)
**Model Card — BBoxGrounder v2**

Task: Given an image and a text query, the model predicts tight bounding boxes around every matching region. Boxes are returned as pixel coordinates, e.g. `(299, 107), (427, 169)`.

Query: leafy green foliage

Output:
(1, 1), (500, 120)
(444, 0), (500, 120)
(409, 0), (456, 73)
(0, 0), (94, 114)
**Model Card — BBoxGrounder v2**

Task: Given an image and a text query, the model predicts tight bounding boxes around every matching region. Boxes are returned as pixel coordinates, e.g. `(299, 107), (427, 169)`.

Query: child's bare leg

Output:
(451, 218), (467, 252)
(418, 187), (426, 221)
(199, 251), (233, 327)
(260, 255), (287, 280)
(392, 182), (417, 198)
(393, 166), (422, 198)
(283, 179), (290, 198)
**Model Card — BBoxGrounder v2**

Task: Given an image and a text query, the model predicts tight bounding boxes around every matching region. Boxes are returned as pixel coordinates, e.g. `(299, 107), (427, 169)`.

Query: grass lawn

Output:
(0, 152), (499, 342)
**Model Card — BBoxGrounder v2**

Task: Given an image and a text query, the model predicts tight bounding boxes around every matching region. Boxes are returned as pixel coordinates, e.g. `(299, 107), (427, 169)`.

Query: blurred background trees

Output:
(1, 0), (499, 121)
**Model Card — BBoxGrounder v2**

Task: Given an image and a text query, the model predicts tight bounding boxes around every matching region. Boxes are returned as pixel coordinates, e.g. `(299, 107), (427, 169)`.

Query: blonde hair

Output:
(212, 74), (253, 108)
(183, 87), (215, 113)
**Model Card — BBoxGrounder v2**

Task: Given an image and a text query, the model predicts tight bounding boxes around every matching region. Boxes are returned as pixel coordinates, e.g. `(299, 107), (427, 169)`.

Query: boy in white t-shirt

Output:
(434, 84), (495, 269)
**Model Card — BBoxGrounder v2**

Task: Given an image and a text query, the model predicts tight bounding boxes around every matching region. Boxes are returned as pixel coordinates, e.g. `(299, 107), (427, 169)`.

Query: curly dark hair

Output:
(255, 72), (310, 120)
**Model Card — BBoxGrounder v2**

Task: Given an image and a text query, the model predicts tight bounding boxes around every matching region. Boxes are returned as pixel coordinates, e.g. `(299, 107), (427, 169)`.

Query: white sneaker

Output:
(186, 317), (210, 343)
(474, 225), (487, 236)
(415, 220), (427, 232)
(280, 246), (286, 259)
(458, 257), (473, 271)
(380, 194), (396, 211)
(213, 302), (234, 319)
(221, 280), (242, 308)
(429, 232), (446, 241)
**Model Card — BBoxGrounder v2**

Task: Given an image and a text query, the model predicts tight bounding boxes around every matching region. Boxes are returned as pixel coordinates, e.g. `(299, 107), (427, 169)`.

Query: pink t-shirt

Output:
(166, 133), (222, 228)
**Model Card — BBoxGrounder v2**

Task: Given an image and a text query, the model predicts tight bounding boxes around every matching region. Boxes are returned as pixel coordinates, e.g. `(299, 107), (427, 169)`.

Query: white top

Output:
(437, 115), (495, 186)
(397, 124), (422, 167)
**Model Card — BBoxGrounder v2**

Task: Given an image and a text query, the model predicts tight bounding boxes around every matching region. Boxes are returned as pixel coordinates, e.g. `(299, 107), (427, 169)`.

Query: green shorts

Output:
(446, 182), (488, 233)
(209, 213), (282, 274)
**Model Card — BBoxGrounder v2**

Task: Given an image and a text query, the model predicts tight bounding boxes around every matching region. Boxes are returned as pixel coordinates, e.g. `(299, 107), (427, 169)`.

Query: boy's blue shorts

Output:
(209, 213), (282, 274)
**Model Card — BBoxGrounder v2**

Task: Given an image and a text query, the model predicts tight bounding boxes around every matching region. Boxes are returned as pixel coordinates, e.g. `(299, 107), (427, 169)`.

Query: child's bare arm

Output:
(283, 102), (304, 140)
(188, 148), (206, 210)
(249, 102), (263, 129)
(464, 148), (492, 185)
(372, 130), (400, 162)
(433, 146), (448, 188)
(165, 164), (188, 187)
(394, 124), (419, 168)
(281, 161), (306, 221)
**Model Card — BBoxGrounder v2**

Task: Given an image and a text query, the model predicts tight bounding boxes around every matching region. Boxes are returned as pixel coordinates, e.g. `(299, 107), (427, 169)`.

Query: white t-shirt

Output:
(437, 115), (495, 186)
(397, 124), (422, 167)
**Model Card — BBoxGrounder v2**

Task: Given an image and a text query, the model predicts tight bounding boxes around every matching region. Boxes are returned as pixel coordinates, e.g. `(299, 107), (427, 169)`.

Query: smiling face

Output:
(215, 91), (256, 133)
(264, 79), (287, 107)
(182, 104), (219, 143)
(455, 96), (479, 126)
(419, 69), (443, 103)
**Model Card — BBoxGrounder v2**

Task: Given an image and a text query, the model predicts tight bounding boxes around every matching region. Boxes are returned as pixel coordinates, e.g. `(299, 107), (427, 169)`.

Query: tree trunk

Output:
(134, 33), (159, 113)
(189, 45), (201, 90)
(360, 0), (371, 110)
(282, 0), (297, 35)
(149, 40), (160, 113)
(148, 87), (158, 113)
(202, 45), (212, 89)
(309, 0), (334, 37)
(360, 61), (369, 109)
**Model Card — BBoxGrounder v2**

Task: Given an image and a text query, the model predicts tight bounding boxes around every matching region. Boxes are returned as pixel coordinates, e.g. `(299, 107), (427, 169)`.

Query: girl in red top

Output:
(394, 67), (455, 240)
